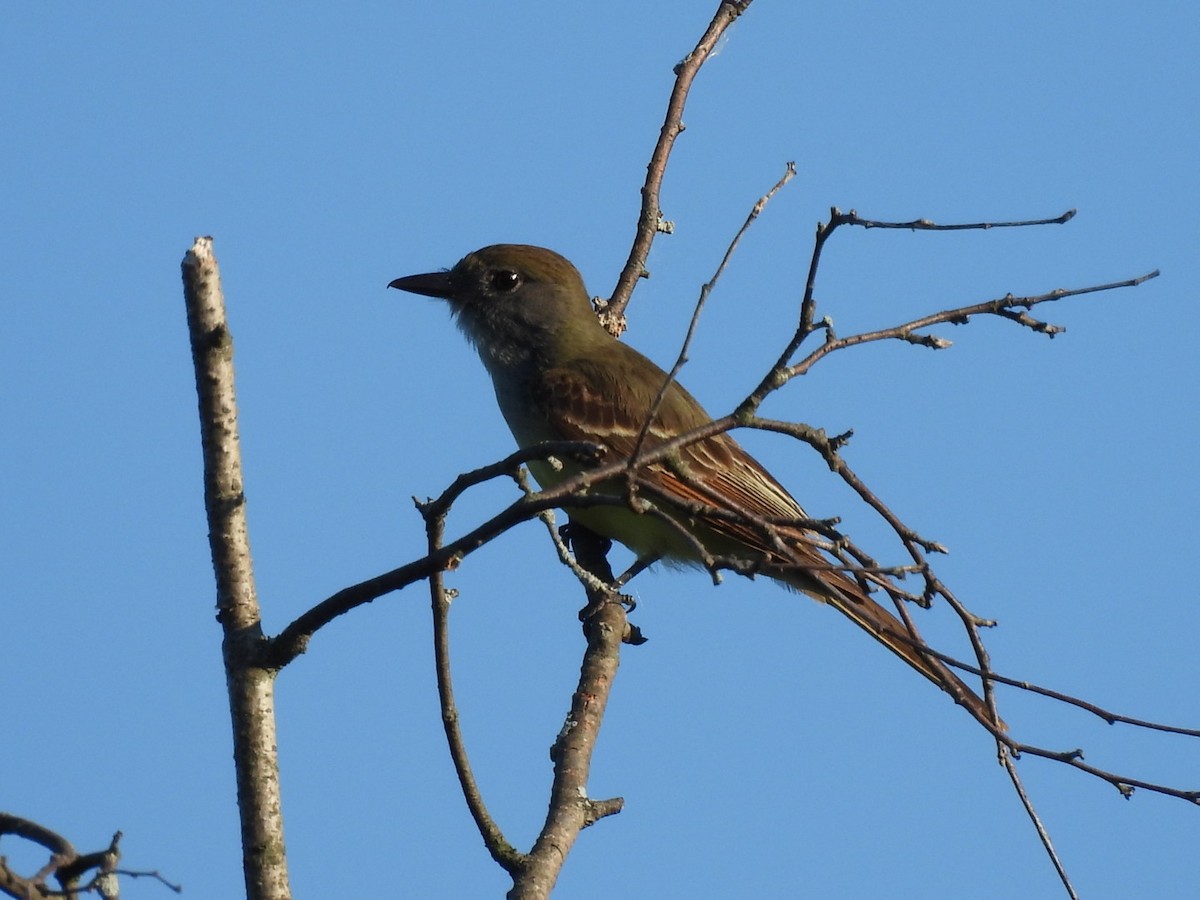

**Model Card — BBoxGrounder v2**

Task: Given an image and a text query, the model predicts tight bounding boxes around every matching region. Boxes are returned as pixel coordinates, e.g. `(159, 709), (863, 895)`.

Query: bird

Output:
(389, 243), (996, 724)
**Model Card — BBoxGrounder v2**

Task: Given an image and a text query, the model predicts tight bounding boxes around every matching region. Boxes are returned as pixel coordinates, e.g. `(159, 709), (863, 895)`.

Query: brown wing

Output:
(532, 349), (1001, 726)
(533, 349), (849, 589)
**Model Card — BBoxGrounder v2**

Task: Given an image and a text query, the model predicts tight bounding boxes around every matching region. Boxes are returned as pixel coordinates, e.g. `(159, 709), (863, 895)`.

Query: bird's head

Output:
(389, 244), (608, 368)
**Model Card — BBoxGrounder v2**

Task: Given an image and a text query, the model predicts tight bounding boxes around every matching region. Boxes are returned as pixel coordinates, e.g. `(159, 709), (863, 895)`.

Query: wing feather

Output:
(529, 351), (999, 726)
(531, 353), (853, 591)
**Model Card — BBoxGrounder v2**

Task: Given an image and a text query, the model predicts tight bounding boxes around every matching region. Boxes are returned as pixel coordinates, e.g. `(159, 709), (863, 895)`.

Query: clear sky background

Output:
(4, 3), (1198, 898)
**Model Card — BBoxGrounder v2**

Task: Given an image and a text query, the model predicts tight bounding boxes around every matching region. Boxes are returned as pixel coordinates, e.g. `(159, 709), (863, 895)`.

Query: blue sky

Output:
(3, 3), (1198, 898)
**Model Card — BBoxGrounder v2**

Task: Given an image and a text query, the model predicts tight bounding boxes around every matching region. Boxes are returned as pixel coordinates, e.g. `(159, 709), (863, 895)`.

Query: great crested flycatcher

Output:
(390, 243), (993, 722)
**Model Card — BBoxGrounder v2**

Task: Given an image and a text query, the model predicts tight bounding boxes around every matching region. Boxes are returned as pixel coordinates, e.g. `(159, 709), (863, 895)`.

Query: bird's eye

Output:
(489, 269), (521, 293)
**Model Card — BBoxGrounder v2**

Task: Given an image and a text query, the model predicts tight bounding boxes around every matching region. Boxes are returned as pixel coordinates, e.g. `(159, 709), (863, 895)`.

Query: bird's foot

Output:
(577, 591), (648, 645)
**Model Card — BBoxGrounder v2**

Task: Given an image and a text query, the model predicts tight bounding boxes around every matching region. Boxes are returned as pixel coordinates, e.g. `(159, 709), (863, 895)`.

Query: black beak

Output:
(387, 271), (455, 299)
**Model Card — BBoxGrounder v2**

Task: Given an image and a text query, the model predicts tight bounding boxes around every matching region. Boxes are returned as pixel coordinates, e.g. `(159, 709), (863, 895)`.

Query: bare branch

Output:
(114, 869), (183, 894)
(426, 512), (524, 875)
(264, 417), (759, 666)
(629, 161), (796, 468)
(601, 0), (755, 335)
(1004, 738), (1200, 803)
(536, 509), (613, 596)
(736, 206), (1160, 416)
(266, 448), (636, 667)
(0, 818), (178, 900)
(844, 207), (1078, 231)
(418, 441), (605, 523)
(925, 645), (1200, 737)
(510, 532), (628, 899)
(1000, 750), (1081, 900)
(180, 237), (291, 900)
(791, 269), (1161, 364)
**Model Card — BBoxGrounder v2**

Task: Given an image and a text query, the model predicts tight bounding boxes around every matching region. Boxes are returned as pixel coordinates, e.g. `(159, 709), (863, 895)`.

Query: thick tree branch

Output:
(181, 237), (291, 900)
(509, 529), (628, 900)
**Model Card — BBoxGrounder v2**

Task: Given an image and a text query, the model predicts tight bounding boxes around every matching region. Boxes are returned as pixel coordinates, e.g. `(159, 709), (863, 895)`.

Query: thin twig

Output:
(116, 868), (184, 893)
(737, 207), (1158, 418)
(425, 508), (524, 874)
(785, 270), (1162, 375)
(924, 645), (1200, 737)
(628, 161), (796, 468)
(536, 509), (612, 595)
(845, 208), (1077, 231)
(419, 441), (604, 522)
(1003, 737), (1200, 803)
(601, 0), (755, 335)
(1000, 749), (1080, 900)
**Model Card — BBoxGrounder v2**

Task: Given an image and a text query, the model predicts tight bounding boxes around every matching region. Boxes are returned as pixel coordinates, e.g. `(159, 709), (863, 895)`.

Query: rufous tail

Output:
(777, 569), (1004, 729)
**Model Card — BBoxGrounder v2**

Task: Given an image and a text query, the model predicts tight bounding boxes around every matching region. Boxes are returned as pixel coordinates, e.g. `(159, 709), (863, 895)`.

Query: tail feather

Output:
(774, 568), (1003, 729)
